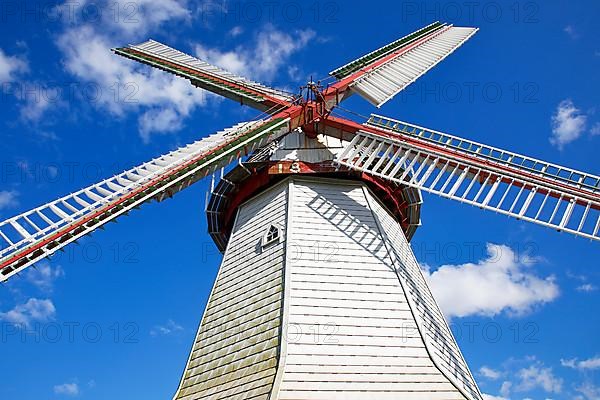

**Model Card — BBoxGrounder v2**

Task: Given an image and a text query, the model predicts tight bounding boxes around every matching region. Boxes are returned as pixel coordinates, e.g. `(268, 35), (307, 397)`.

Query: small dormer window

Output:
(262, 224), (281, 248)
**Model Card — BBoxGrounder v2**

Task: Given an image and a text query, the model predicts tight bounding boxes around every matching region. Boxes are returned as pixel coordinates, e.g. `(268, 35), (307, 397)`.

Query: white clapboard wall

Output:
(273, 178), (480, 400)
(172, 181), (288, 400)
(173, 177), (481, 400)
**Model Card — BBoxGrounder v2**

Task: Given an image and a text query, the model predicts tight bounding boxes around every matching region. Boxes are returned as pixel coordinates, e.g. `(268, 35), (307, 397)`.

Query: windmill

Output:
(1, 21), (599, 399)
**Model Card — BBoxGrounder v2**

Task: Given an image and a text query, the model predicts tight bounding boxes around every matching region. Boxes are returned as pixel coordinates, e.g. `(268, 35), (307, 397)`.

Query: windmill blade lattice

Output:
(335, 114), (600, 240)
(0, 118), (290, 282)
(326, 22), (477, 108)
(5, 19), (598, 400)
(113, 40), (295, 113)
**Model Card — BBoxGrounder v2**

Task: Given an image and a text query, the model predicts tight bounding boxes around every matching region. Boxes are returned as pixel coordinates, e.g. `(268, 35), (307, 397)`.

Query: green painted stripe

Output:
(143, 118), (286, 192)
(0, 117), (288, 269)
(331, 22), (444, 79)
(114, 48), (265, 102)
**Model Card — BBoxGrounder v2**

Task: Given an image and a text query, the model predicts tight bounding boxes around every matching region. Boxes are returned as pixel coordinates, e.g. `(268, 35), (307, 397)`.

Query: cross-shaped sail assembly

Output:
(2, 21), (598, 400)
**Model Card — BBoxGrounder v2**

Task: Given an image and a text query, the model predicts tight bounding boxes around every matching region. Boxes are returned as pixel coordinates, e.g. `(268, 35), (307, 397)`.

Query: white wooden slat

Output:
(278, 178), (481, 400)
(84, 190), (104, 202)
(281, 380), (458, 391)
(578, 202), (592, 231)
(61, 200), (79, 213)
(23, 216), (42, 233)
(439, 164), (460, 193)
(548, 194), (564, 224)
(172, 182), (288, 399)
(0, 230), (13, 246)
(0, 118), (290, 282)
(560, 200), (576, 229)
(49, 204), (70, 220)
(495, 178), (513, 208)
(95, 186), (113, 197)
(481, 177), (500, 206)
(350, 26), (478, 107)
(125, 39), (293, 102)
(278, 391), (465, 400)
(368, 193), (481, 400)
(519, 189), (537, 217)
(10, 221), (31, 240)
(508, 185), (525, 213)
(36, 210), (54, 225)
(472, 175), (491, 203)
(72, 195), (91, 208)
(336, 116), (600, 241)
(116, 177), (134, 187)
(380, 147), (403, 176)
(594, 215), (600, 236)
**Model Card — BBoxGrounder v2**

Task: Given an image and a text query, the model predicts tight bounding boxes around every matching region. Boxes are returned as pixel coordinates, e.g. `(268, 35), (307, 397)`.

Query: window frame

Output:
(261, 224), (282, 249)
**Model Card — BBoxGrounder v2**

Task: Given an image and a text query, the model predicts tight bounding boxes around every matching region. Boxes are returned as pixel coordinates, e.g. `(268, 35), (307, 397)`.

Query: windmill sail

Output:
(335, 114), (600, 240)
(113, 40), (295, 112)
(328, 22), (477, 107)
(0, 118), (290, 282)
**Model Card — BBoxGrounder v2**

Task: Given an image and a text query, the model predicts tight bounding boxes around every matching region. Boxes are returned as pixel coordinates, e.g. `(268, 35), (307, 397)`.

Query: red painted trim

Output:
(122, 48), (291, 109)
(267, 160), (347, 174)
(1, 117), (290, 271)
(214, 161), (416, 244)
(325, 116), (600, 208)
(360, 173), (411, 231)
(221, 169), (272, 234)
(322, 26), (451, 102)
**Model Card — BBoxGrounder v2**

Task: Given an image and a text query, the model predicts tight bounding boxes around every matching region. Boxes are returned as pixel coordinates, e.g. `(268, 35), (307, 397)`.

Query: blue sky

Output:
(0, 0), (599, 399)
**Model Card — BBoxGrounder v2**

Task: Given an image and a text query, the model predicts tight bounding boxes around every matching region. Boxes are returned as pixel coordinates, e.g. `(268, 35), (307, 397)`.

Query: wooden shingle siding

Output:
(173, 181), (288, 399)
(274, 177), (479, 400)
(366, 187), (482, 400)
(173, 176), (481, 400)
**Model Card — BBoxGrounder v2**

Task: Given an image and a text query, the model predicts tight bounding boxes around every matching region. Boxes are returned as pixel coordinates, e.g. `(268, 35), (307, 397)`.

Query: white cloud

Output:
(287, 65), (301, 81)
(591, 122), (600, 136)
(56, 25), (207, 140)
(150, 319), (184, 336)
(576, 382), (600, 400)
(26, 262), (64, 291)
(0, 298), (56, 327)
(550, 99), (587, 149)
(516, 363), (562, 393)
(229, 26), (243, 37)
(564, 25), (579, 39)
(500, 381), (512, 397)
(0, 48), (58, 124)
(116, 0), (190, 34)
(54, 382), (80, 396)
(194, 45), (248, 76)
(0, 48), (28, 81)
(20, 90), (55, 122)
(53, 3), (312, 140)
(561, 356), (600, 371)
(576, 283), (597, 292)
(480, 366), (502, 380)
(422, 243), (559, 318)
(138, 108), (184, 143)
(61, 0), (190, 37)
(482, 394), (508, 400)
(0, 190), (19, 210)
(40, 0), (201, 139)
(194, 25), (315, 82)
(8, 0), (193, 127)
